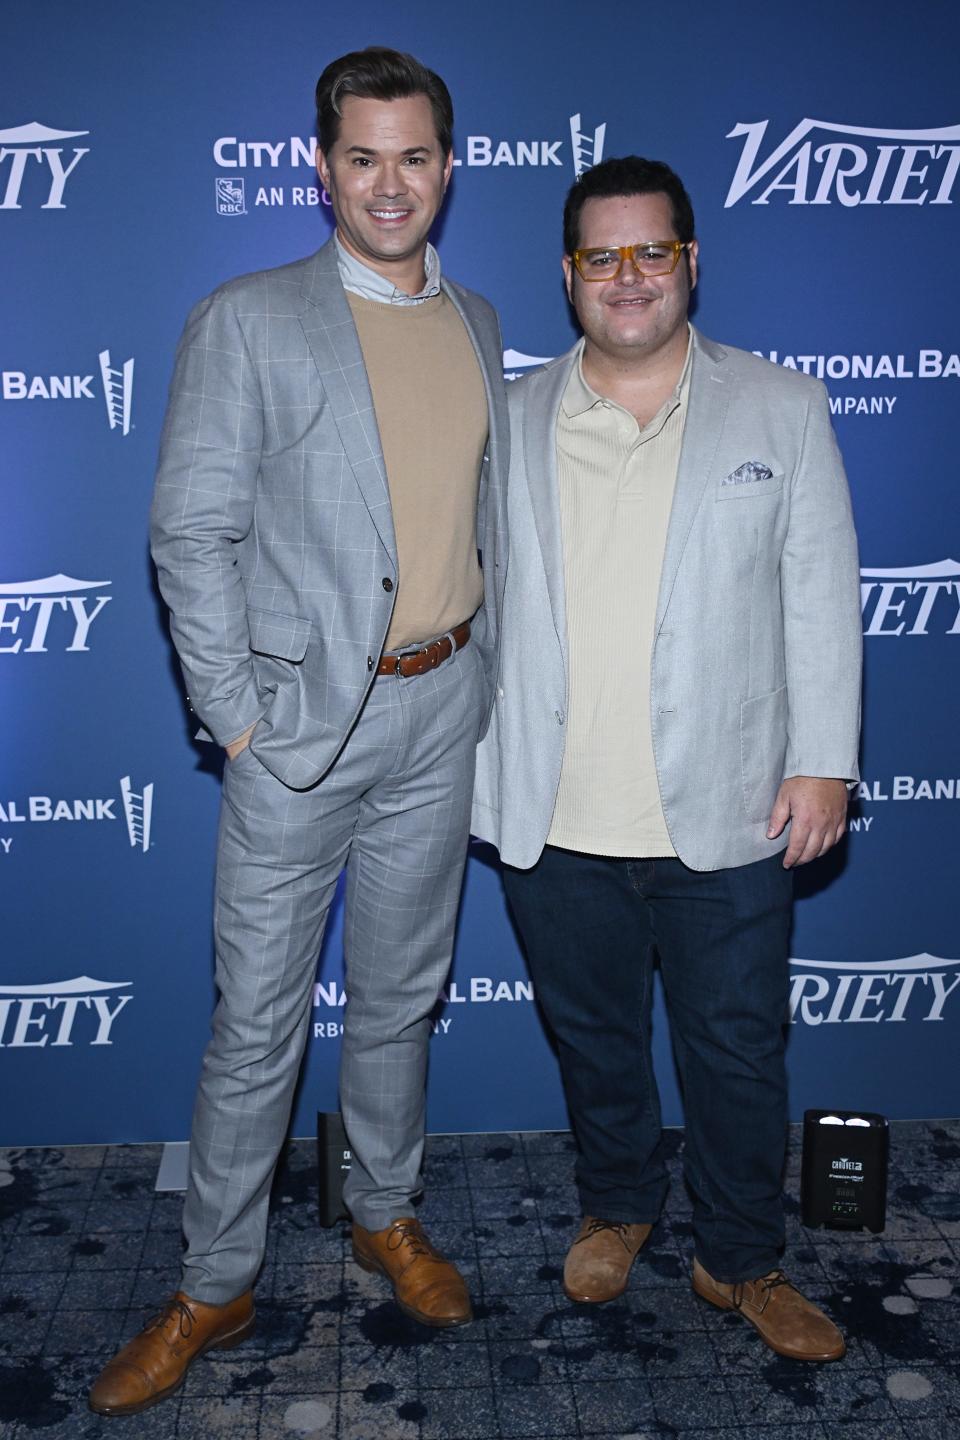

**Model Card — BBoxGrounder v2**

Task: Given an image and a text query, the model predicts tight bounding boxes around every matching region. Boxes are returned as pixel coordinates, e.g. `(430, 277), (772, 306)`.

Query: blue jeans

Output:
(502, 847), (793, 1283)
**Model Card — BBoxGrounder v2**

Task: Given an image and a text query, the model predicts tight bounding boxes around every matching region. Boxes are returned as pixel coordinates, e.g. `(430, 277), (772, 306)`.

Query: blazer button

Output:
(367, 656), (374, 671)
(382, 577), (394, 592)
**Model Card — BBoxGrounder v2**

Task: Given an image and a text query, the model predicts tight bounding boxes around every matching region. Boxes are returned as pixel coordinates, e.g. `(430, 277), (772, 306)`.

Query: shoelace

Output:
(144, 1297), (196, 1341)
(386, 1221), (435, 1260)
(732, 1269), (793, 1311)
(576, 1219), (635, 1252)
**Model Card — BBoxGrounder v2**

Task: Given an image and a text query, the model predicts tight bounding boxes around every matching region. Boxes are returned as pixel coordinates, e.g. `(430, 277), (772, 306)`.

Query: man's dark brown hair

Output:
(316, 47), (454, 157)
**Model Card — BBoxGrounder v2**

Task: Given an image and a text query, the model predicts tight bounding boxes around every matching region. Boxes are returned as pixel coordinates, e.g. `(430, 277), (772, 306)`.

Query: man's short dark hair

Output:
(315, 47), (454, 157)
(563, 156), (696, 255)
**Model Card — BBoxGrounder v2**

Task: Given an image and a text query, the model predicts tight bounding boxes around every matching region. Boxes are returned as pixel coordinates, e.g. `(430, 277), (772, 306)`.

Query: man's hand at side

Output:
(225, 725), (256, 762)
(766, 777), (849, 869)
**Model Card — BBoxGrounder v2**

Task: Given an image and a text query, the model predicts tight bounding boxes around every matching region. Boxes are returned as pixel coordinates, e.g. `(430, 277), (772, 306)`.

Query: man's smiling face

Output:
(563, 191), (698, 363)
(317, 93), (452, 287)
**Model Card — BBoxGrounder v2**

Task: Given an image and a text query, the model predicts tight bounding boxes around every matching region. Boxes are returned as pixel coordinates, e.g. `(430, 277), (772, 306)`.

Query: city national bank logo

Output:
(790, 954), (960, 1025)
(212, 135), (329, 211)
(0, 575), (112, 654)
(725, 118), (960, 206)
(754, 346), (959, 419)
(215, 176), (246, 216)
(210, 115), (606, 210)
(0, 977), (133, 1048)
(311, 974), (534, 1039)
(453, 114), (606, 175)
(860, 559), (960, 636)
(0, 122), (90, 209)
(3, 348), (135, 435)
(0, 775), (153, 857)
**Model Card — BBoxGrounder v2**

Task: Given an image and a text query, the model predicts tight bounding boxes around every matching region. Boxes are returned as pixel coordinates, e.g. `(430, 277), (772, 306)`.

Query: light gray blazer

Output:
(472, 328), (862, 872)
(151, 237), (508, 790)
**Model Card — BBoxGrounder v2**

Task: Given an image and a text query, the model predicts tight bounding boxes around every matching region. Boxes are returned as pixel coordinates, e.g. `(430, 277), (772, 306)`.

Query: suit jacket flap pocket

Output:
(248, 608), (311, 662)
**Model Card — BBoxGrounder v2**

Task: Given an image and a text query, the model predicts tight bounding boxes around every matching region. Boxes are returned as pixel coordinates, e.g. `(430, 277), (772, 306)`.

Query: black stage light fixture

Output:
(317, 1110), (352, 1227)
(800, 1109), (889, 1232)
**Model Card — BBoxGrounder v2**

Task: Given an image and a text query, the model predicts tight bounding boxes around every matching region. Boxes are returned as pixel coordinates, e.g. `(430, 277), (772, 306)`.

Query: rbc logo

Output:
(215, 176), (246, 216)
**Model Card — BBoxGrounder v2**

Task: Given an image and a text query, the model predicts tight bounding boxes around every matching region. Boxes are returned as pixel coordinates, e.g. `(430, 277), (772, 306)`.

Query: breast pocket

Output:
(715, 471), (785, 501)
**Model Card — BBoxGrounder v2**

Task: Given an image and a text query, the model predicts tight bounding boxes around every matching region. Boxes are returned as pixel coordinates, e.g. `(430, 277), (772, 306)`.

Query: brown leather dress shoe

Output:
(88, 1290), (255, 1416)
(352, 1218), (472, 1327)
(692, 1257), (846, 1361)
(563, 1217), (653, 1303)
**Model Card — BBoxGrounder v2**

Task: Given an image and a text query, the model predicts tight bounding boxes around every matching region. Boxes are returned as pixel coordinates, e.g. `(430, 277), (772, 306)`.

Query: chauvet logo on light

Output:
(789, 954), (960, 1025)
(725, 118), (960, 206)
(0, 122), (90, 209)
(0, 976), (133, 1048)
(0, 575), (112, 654)
(2, 350), (134, 435)
(860, 560), (960, 636)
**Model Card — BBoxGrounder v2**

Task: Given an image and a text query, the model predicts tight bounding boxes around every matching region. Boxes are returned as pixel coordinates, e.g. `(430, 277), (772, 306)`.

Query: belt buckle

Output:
(394, 653), (407, 678)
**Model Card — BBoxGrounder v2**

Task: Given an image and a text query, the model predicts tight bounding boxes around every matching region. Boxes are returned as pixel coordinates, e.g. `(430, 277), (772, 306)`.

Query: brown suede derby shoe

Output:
(563, 1217), (653, 1304)
(692, 1257), (846, 1361)
(352, 1217), (472, 1327)
(88, 1290), (255, 1416)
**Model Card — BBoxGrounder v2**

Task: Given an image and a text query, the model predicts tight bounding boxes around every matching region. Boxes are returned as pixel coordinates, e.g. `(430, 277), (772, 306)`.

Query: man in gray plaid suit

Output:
(89, 48), (507, 1417)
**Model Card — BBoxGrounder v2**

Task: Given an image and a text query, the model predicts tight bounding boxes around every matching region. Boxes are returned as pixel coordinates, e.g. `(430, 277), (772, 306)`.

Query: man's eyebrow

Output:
(344, 144), (433, 156)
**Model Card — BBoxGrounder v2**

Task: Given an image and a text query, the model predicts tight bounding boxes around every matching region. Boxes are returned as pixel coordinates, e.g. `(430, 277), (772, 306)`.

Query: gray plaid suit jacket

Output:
(151, 237), (508, 790)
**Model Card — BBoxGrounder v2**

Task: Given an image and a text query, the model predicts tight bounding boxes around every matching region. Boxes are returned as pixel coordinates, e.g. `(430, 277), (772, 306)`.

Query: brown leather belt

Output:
(377, 621), (471, 678)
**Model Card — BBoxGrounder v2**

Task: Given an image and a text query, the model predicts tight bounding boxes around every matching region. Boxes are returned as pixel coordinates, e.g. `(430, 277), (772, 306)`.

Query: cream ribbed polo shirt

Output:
(546, 332), (692, 857)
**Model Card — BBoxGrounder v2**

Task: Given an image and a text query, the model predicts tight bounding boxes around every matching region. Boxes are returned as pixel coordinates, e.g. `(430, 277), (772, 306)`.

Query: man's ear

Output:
(562, 254), (574, 305)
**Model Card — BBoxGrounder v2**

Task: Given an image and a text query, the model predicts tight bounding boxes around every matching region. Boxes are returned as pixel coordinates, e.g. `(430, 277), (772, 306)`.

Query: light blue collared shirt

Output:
(334, 233), (442, 305)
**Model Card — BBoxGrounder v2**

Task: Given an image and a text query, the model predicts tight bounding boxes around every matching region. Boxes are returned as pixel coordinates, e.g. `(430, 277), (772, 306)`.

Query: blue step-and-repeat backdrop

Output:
(2, 1), (958, 1146)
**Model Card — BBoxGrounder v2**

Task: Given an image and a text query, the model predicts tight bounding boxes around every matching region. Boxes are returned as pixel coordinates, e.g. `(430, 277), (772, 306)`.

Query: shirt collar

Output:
(562, 325), (694, 419)
(335, 232), (442, 305)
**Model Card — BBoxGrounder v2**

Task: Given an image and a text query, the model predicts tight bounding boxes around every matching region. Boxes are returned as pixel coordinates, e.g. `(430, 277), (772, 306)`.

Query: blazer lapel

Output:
(655, 329), (732, 632)
(299, 241), (396, 560)
(522, 349), (578, 665)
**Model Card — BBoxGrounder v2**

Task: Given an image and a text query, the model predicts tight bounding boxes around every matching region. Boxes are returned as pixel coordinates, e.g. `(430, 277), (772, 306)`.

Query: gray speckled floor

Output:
(1, 1122), (959, 1438)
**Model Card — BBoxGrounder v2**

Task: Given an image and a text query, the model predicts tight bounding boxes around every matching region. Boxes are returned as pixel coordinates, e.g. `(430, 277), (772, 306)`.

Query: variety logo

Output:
(790, 954), (960, 1025)
(0, 575), (112, 654)
(0, 976), (133, 1048)
(311, 975), (534, 1039)
(503, 347), (554, 382)
(0, 776), (154, 857)
(0, 121), (90, 209)
(860, 560), (960, 636)
(2, 349), (135, 435)
(725, 118), (960, 206)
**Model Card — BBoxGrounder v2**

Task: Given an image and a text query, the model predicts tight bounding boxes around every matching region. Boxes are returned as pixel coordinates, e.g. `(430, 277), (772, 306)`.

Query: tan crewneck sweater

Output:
(347, 291), (488, 650)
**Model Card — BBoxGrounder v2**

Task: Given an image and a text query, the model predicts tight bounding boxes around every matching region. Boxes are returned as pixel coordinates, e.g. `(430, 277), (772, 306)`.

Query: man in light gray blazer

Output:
(90, 48), (506, 1417)
(473, 157), (860, 1363)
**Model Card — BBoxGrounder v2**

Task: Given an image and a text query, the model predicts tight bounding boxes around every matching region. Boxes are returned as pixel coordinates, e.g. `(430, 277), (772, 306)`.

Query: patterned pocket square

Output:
(721, 460), (774, 486)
